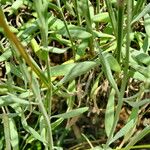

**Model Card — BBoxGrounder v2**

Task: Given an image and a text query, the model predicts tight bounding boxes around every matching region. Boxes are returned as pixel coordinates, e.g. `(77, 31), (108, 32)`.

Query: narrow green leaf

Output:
(58, 25), (92, 39)
(105, 89), (115, 137)
(131, 3), (150, 24)
(3, 114), (11, 150)
(9, 118), (19, 150)
(51, 63), (76, 77)
(125, 99), (150, 108)
(51, 107), (88, 119)
(0, 50), (12, 62)
(0, 95), (37, 106)
(24, 125), (47, 145)
(48, 15), (65, 31)
(144, 13), (150, 37)
(41, 46), (69, 54)
(98, 51), (119, 95)
(130, 63), (150, 78)
(92, 12), (110, 23)
(109, 119), (135, 145)
(133, 52), (150, 66)
(105, 53), (121, 72)
(93, 31), (114, 38)
(51, 118), (64, 130)
(125, 126), (150, 149)
(57, 61), (97, 86)
(141, 36), (150, 52)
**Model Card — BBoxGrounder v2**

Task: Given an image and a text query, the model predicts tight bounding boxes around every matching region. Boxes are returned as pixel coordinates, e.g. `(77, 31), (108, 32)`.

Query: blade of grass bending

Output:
(0, 6), (49, 88)
(105, 0), (132, 148)
(98, 48), (119, 96)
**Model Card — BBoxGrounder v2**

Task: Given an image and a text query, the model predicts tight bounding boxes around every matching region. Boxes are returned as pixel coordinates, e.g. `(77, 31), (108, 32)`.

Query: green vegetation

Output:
(0, 0), (150, 150)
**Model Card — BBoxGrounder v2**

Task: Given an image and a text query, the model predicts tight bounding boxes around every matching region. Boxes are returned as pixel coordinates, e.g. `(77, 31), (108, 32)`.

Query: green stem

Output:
(74, 0), (81, 26)
(85, 0), (95, 57)
(56, 0), (76, 59)
(105, 0), (131, 148)
(115, 0), (125, 63)
(0, 6), (49, 88)
(34, 1), (53, 149)
(96, 0), (100, 30)
(104, 0), (117, 36)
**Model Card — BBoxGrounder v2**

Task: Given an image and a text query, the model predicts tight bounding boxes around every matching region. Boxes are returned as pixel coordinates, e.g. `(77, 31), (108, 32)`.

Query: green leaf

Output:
(51, 107), (88, 119)
(39, 116), (46, 145)
(98, 51), (119, 95)
(9, 118), (19, 150)
(131, 3), (150, 24)
(130, 63), (150, 78)
(11, 104), (47, 145)
(109, 119), (135, 145)
(126, 126), (150, 148)
(48, 15), (65, 31)
(0, 49), (12, 62)
(105, 89), (115, 137)
(24, 125), (47, 144)
(9, 63), (23, 79)
(93, 30), (114, 38)
(144, 13), (150, 37)
(0, 94), (37, 106)
(141, 36), (150, 52)
(58, 25), (92, 39)
(133, 52), (150, 66)
(2, 114), (11, 150)
(51, 118), (64, 130)
(51, 63), (76, 77)
(41, 46), (69, 54)
(11, 0), (23, 11)
(125, 99), (150, 108)
(105, 53), (121, 72)
(57, 61), (97, 86)
(93, 12), (110, 23)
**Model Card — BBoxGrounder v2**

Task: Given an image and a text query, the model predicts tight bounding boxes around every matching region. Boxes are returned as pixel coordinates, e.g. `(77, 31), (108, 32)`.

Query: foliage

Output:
(0, 0), (150, 150)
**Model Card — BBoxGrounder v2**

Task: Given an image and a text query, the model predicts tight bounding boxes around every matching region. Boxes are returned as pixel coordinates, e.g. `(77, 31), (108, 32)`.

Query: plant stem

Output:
(115, 0), (125, 63)
(105, 0), (132, 148)
(56, 0), (76, 59)
(34, 0), (54, 149)
(74, 0), (81, 26)
(0, 6), (49, 88)
(104, 0), (117, 36)
(85, 0), (95, 57)
(96, 0), (100, 30)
